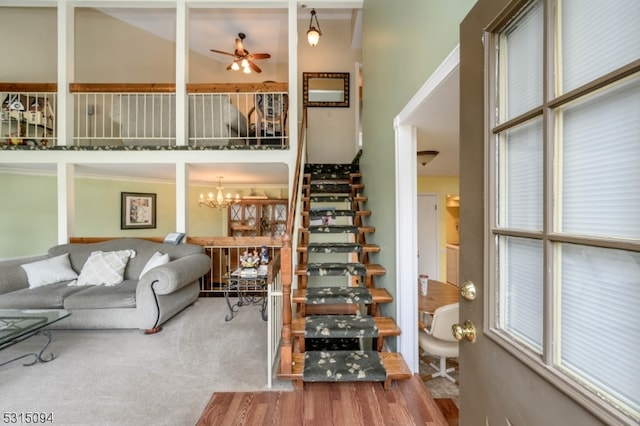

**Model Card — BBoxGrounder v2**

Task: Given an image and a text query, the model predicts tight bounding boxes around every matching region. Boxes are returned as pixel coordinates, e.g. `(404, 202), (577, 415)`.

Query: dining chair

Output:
(418, 302), (459, 382)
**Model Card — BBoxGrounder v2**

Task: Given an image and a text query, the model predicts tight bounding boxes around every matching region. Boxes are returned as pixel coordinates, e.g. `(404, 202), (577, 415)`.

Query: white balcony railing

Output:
(1, 91), (57, 147)
(71, 89), (288, 147)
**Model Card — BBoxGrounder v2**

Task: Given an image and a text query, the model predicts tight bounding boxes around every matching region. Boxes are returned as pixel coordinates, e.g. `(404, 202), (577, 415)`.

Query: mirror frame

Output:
(303, 72), (350, 108)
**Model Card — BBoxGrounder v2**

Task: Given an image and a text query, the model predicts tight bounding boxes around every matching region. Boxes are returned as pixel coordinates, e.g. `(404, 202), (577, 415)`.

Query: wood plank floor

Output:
(197, 374), (449, 426)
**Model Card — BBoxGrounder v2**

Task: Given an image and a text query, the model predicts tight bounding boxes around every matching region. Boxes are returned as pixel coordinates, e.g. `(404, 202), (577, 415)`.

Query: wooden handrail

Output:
(67, 82), (288, 94)
(278, 110), (307, 376)
(69, 83), (175, 93)
(187, 82), (288, 93)
(0, 83), (57, 92)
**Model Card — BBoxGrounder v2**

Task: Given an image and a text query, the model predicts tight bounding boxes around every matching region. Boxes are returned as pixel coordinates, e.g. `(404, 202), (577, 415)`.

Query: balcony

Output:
(1, 82), (288, 150)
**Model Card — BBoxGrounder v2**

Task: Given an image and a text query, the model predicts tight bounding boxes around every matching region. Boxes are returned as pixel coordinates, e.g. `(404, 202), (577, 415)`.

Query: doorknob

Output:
(460, 281), (476, 301)
(452, 320), (476, 343)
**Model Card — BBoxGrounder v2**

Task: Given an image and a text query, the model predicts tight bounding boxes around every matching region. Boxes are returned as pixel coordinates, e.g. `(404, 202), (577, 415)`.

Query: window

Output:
(488, 0), (640, 423)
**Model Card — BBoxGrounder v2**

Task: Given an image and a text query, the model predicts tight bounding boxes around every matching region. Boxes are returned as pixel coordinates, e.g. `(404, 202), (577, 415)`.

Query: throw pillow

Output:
(139, 251), (170, 278)
(73, 249), (136, 286)
(21, 253), (78, 289)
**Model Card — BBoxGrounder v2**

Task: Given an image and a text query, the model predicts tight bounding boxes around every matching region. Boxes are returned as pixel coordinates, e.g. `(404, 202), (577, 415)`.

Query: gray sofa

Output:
(0, 238), (210, 332)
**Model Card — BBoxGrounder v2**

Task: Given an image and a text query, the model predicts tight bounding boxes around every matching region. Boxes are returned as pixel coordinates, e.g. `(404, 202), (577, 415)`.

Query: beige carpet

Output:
(419, 354), (460, 406)
(1, 298), (293, 426)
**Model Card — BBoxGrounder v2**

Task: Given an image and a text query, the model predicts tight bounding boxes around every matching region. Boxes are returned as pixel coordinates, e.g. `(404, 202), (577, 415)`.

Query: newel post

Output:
(279, 233), (293, 375)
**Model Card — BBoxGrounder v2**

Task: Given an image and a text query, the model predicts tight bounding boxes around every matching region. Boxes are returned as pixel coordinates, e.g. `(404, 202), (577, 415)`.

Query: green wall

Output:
(74, 178), (176, 238)
(0, 172), (58, 256)
(361, 0), (475, 337)
(0, 171), (286, 258)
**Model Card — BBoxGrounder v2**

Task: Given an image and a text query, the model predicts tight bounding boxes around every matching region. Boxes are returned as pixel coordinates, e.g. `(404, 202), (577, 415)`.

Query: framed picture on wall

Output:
(121, 192), (156, 229)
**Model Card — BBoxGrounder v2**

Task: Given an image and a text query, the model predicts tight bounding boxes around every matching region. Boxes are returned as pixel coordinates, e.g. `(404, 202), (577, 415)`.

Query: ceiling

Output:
(1, 7), (459, 183)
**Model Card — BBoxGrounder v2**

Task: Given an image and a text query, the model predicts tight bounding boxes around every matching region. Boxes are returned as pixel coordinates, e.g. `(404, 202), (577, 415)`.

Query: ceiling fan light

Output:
(241, 58), (249, 68)
(231, 61), (240, 71)
(243, 66), (251, 74)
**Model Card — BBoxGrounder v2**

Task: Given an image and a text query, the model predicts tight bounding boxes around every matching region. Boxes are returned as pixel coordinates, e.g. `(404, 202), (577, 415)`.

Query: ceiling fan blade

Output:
(248, 60), (262, 73)
(210, 49), (236, 57)
(248, 53), (271, 60)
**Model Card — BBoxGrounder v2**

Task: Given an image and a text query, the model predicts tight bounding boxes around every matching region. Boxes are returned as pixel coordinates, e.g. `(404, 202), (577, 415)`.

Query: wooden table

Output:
(418, 280), (459, 329)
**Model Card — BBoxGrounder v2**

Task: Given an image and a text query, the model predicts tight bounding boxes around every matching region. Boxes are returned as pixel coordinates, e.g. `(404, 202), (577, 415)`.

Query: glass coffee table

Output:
(0, 309), (70, 367)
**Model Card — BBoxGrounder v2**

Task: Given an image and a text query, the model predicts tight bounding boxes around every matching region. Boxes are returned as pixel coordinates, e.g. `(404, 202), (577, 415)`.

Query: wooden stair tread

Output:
(292, 316), (401, 337)
(282, 352), (412, 388)
(296, 263), (386, 276)
(292, 287), (393, 304)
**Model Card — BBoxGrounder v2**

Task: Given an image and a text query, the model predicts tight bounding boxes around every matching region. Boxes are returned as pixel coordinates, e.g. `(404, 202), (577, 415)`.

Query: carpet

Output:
(0, 298), (293, 426)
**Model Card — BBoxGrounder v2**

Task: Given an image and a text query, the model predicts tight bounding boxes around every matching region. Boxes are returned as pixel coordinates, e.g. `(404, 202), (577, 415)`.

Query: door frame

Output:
(394, 46), (459, 372)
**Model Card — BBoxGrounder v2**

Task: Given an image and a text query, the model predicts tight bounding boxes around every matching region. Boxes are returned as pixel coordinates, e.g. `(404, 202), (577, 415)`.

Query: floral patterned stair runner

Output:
(307, 225), (360, 234)
(309, 209), (356, 217)
(305, 287), (373, 305)
(304, 263), (367, 277)
(303, 350), (387, 382)
(307, 243), (362, 254)
(305, 163), (356, 179)
(305, 315), (379, 339)
(310, 183), (352, 193)
(300, 162), (391, 382)
(309, 194), (352, 203)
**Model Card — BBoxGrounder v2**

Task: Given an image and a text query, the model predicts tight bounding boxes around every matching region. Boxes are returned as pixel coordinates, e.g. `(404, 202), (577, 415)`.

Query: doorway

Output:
(417, 193), (439, 280)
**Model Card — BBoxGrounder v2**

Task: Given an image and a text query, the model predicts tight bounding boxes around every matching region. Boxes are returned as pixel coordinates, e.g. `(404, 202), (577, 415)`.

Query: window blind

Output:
(559, 243), (640, 414)
(560, 76), (640, 239)
(504, 0), (543, 121)
(560, 0), (640, 94)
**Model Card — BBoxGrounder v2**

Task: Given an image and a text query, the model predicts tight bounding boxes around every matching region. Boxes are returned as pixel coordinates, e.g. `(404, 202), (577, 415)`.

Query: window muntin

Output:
(490, 0), (640, 422)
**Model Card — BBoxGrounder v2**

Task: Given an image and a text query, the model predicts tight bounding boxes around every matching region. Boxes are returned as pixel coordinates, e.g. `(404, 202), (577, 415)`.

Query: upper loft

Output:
(0, 2), (363, 154)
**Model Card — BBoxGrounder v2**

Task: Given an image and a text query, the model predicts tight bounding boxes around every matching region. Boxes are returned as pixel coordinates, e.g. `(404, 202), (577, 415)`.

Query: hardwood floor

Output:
(197, 374), (449, 426)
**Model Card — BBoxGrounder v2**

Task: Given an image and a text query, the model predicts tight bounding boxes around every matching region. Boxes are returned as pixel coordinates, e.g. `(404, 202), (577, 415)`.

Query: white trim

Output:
(394, 45), (460, 373)
(394, 124), (419, 372)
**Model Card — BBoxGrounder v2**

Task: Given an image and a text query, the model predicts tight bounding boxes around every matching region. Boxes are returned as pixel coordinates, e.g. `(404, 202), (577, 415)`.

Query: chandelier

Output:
(199, 176), (240, 209)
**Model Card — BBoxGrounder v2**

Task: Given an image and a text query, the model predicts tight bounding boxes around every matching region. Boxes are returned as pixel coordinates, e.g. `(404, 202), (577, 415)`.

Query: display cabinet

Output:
(228, 199), (287, 237)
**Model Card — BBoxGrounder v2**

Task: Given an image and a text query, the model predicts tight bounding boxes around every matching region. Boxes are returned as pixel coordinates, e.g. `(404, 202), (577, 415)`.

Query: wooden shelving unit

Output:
(228, 199), (287, 237)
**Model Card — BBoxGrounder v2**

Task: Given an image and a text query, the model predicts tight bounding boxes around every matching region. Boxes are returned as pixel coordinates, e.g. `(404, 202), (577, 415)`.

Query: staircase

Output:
(278, 161), (411, 390)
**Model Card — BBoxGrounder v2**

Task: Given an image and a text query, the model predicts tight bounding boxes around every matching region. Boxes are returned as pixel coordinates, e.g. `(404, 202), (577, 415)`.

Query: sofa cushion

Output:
(74, 250), (136, 286)
(20, 253), (78, 289)
(0, 281), (88, 309)
(139, 251), (170, 278)
(63, 280), (137, 309)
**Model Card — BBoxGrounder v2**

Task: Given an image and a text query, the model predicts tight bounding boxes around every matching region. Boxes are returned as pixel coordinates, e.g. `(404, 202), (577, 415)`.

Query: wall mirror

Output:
(303, 72), (350, 108)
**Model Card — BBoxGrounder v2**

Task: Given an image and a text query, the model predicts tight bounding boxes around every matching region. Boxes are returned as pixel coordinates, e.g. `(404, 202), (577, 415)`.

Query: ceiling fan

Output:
(210, 32), (271, 74)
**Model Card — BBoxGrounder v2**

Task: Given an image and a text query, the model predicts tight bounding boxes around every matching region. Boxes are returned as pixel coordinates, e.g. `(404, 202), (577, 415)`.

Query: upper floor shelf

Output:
(0, 82), (289, 150)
